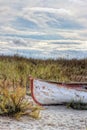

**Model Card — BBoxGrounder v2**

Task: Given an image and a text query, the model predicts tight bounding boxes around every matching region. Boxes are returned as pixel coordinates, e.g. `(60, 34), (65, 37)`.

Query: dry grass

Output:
(0, 79), (42, 119)
(0, 55), (87, 85)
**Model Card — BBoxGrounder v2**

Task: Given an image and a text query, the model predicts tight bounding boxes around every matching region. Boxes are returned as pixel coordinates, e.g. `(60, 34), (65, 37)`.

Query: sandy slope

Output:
(0, 104), (87, 130)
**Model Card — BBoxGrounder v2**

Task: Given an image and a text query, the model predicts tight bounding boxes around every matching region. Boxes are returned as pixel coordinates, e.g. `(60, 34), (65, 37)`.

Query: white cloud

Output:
(0, 38), (87, 59)
(0, 0), (87, 58)
(22, 7), (71, 15)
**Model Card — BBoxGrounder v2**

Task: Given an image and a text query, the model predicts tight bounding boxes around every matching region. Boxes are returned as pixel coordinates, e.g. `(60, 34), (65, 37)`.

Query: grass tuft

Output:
(67, 100), (87, 110)
(0, 79), (42, 119)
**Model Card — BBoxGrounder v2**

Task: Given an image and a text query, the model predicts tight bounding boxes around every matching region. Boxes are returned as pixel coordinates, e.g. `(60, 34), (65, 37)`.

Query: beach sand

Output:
(0, 103), (87, 130)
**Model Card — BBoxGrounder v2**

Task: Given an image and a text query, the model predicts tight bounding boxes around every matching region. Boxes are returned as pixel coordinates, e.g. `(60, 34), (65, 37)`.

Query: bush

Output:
(0, 79), (42, 119)
(67, 100), (87, 110)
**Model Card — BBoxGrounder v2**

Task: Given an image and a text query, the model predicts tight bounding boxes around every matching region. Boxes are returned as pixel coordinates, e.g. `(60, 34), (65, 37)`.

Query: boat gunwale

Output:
(34, 78), (87, 92)
(35, 78), (87, 85)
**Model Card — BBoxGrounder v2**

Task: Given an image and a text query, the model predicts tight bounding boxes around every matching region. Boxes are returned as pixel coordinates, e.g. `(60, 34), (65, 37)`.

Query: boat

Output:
(29, 77), (87, 105)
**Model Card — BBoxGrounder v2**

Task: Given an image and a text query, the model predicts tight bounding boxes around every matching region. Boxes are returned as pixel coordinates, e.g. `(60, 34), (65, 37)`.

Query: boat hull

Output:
(30, 78), (87, 105)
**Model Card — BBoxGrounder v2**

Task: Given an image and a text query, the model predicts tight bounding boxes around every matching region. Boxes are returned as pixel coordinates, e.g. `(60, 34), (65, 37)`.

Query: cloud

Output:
(20, 7), (73, 29)
(0, 5), (85, 40)
(22, 7), (71, 15)
(0, 38), (87, 59)
(0, 0), (87, 58)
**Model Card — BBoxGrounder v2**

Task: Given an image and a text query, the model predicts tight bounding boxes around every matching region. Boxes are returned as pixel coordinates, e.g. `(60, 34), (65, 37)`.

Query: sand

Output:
(0, 104), (87, 130)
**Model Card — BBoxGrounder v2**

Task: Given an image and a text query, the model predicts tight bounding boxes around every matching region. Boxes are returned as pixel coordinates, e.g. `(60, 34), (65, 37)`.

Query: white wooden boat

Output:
(29, 77), (87, 105)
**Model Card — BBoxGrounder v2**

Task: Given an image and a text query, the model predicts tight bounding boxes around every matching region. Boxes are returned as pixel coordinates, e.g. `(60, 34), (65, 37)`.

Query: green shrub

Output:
(67, 100), (87, 110)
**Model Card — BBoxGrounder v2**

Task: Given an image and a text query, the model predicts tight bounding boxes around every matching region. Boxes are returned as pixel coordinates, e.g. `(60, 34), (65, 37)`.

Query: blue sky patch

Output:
(12, 17), (39, 30)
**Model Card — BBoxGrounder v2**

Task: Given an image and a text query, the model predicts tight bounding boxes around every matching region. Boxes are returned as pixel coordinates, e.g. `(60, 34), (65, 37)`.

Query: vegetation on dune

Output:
(0, 78), (42, 119)
(67, 100), (87, 110)
(0, 55), (86, 85)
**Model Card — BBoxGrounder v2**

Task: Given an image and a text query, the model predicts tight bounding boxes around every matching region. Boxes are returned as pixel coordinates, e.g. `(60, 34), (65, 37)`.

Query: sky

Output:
(0, 0), (87, 59)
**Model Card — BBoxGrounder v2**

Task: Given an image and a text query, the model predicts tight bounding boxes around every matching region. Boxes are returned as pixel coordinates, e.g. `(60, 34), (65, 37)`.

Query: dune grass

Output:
(0, 78), (42, 119)
(0, 55), (86, 86)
